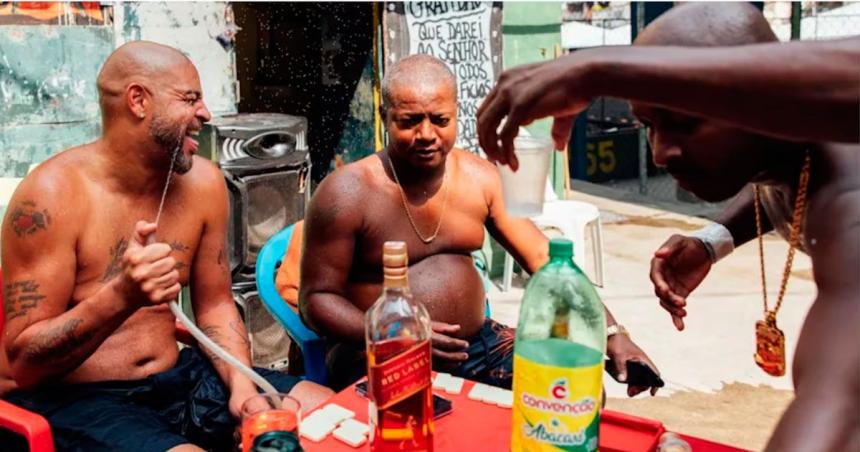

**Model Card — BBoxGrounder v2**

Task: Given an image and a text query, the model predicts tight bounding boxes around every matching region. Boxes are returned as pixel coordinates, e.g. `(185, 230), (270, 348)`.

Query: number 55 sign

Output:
(582, 128), (651, 183)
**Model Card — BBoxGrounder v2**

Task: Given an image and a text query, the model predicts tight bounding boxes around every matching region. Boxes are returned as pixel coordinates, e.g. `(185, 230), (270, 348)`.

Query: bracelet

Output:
(606, 324), (629, 338)
(690, 223), (734, 263)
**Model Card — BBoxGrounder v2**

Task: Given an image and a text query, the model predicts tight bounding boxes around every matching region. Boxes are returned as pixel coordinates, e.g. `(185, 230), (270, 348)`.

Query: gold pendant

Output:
(754, 313), (786, 376)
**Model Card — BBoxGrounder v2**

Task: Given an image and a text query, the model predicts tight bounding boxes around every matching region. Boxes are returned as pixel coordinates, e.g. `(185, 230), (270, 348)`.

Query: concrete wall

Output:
(118, 2), (238, 116)
(0, 26), (112, 177)
(0, 2), (238, 179)
(0, 1), (240, 226)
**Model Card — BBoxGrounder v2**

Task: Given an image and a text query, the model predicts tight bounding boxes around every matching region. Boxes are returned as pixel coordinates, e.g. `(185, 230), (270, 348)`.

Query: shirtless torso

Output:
(302, 148), (540, 339)
(1, 148), (223, 391)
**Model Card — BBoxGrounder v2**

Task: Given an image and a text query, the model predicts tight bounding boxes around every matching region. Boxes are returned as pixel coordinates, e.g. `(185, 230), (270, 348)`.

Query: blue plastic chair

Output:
(256, 225), (493, 387)
(255, 224), (328, 385)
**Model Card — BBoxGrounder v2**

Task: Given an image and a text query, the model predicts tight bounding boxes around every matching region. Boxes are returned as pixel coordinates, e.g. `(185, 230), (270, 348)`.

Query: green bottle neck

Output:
(548, 255), (575, 265)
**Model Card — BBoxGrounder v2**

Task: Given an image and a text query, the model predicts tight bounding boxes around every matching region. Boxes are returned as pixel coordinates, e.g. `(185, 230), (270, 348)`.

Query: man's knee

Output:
(167, 444), (206, 452)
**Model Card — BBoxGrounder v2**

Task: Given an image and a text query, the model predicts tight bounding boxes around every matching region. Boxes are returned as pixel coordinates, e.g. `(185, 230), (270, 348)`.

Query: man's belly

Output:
(63, 306), (180, 384)
(350, 253), (487, 337)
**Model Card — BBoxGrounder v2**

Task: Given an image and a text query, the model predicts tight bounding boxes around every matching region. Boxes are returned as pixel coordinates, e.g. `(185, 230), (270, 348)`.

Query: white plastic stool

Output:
(502, 200), (605, 290)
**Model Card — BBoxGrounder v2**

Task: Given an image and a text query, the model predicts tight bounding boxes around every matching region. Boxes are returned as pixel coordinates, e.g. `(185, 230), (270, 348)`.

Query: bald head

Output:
(381, 54), (457, 115)
(97, 41), (193, 118)
(636, 3), (777, 47)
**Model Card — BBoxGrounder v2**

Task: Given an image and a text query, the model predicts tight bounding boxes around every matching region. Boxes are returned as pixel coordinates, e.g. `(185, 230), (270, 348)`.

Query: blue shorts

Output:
(0, 348), (299, 452)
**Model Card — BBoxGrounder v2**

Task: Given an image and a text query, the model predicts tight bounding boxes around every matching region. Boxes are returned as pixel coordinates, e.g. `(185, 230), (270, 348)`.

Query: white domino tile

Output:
(333, 425), (368, 447)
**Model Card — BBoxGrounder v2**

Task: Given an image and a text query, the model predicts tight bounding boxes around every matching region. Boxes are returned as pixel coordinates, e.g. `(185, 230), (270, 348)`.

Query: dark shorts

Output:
(0, 348), (299, 452)
(327, 318), (515, 391)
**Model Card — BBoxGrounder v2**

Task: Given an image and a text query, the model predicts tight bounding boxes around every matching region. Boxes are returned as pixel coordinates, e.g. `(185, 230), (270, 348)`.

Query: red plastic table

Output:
(302, 378), (748, 452)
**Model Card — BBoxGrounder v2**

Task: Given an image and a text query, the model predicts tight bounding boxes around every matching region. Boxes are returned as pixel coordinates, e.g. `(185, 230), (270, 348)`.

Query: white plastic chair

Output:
(502, 181), (605, 290)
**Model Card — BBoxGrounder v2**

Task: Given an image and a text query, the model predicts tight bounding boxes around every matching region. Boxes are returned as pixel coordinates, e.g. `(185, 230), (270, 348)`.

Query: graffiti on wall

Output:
(386, 2), (502, 154)
(0, 2), (105, 25)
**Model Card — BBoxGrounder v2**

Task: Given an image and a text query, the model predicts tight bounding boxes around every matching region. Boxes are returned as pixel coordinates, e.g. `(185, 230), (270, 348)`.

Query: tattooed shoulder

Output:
(9, 200), (51, 238)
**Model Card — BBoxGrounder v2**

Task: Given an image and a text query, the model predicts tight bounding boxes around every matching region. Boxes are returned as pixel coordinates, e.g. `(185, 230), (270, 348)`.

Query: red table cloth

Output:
(302, 378), (748, 452)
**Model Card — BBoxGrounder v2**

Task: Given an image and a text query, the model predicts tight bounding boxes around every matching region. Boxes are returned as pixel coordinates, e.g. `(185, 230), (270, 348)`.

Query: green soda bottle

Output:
(511, 238), (606, 452)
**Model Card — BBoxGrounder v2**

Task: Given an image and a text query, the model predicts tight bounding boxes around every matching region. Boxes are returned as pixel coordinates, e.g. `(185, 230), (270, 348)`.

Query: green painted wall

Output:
(0, 26), (113, 177)
(486, 3), (563, 278)
(502, 2), (561, 140)
(502, 2), (564, 199)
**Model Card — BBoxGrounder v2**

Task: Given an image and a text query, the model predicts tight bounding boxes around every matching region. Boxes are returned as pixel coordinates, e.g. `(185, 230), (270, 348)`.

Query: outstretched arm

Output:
(478, 37), (860, 168)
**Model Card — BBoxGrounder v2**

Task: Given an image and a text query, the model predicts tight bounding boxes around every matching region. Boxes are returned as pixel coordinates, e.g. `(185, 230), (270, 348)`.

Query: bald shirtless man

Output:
(481, 4), (859, 450)
(300, 54), (659, 393)
(0, 41), (331, 452)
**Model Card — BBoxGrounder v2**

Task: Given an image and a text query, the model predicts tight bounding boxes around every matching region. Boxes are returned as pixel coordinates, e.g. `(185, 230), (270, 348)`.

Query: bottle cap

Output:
(548, 238), (574, 259)
(383, 241), (408, 283)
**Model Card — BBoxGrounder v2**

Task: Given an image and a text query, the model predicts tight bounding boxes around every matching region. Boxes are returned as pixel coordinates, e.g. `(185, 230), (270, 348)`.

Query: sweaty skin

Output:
(301, 54), (660, 396)
(602, 5), (858, 451)
(0, 42), (331, 447)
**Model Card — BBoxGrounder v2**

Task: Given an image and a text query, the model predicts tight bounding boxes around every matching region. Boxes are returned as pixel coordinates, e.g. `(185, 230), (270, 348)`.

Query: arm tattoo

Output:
(199, 325), (229, 363)
(10, 200), (51, 237)
(3, 279), (47, 321)
(23, 318), (95, 363)
(100, 238), (129, 282)
(169, 241), (190, 252)
(216, 247), (231, 278)
(228, 320), (251, 348)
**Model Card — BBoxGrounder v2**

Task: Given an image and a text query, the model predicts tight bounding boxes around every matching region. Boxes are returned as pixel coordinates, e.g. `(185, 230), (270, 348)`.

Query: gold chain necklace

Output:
(752, 151), (811, 377)
(387, 156), (450, 244)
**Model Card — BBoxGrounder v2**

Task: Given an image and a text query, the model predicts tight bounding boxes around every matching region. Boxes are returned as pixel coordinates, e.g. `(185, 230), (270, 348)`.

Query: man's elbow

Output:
(298, 291), (322, 334)
(8, 358), (48, 390)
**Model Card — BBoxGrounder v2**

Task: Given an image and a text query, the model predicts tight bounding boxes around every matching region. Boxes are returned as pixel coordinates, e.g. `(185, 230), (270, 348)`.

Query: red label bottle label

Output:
(369, 341), (431, 410)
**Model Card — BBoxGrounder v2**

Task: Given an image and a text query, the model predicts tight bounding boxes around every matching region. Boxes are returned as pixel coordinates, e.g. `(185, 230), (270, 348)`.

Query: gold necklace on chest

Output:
(752, 150), (811, 377)
(386, 156), (450, 244)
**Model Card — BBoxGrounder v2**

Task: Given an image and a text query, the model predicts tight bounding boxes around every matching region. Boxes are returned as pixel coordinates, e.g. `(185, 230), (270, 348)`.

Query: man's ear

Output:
(127, 83), (149, 119)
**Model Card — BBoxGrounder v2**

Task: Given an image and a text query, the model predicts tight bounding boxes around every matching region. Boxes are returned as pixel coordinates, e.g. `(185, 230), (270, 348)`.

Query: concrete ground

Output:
(487, 189), (815, 451)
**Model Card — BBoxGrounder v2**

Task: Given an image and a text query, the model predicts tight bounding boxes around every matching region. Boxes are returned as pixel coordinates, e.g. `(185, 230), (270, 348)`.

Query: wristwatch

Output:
(606, 324), (629, 338)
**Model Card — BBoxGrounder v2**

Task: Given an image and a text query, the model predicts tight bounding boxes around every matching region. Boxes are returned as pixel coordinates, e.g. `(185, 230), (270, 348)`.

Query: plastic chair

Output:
(255, 224), (328, 386)
(502, 185), (605, 291)
(256, 225), (493, 388)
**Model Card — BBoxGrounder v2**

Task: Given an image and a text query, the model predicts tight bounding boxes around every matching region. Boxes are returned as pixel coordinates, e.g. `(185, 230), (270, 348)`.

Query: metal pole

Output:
(790, 2), (801, 40)
(635, 2), (648, 195)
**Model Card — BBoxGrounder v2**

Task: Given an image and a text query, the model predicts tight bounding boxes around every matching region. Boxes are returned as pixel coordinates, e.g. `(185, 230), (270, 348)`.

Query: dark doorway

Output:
(233, 2), (374, 183)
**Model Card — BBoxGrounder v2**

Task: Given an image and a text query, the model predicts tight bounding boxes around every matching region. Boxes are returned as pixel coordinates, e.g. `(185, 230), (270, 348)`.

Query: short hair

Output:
(380, 54), (457, 115)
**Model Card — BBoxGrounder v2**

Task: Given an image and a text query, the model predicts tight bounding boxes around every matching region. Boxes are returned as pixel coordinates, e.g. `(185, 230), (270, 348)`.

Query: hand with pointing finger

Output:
(477, 56), (595, 170)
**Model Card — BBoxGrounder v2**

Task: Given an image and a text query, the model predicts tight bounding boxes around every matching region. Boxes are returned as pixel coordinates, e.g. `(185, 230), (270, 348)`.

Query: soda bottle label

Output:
(511, 354), (602, 451)
(369, 341), (432, 409)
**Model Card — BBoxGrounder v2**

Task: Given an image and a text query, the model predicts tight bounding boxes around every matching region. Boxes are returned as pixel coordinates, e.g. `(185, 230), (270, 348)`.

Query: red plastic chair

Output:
(0, 269), (195, 452)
